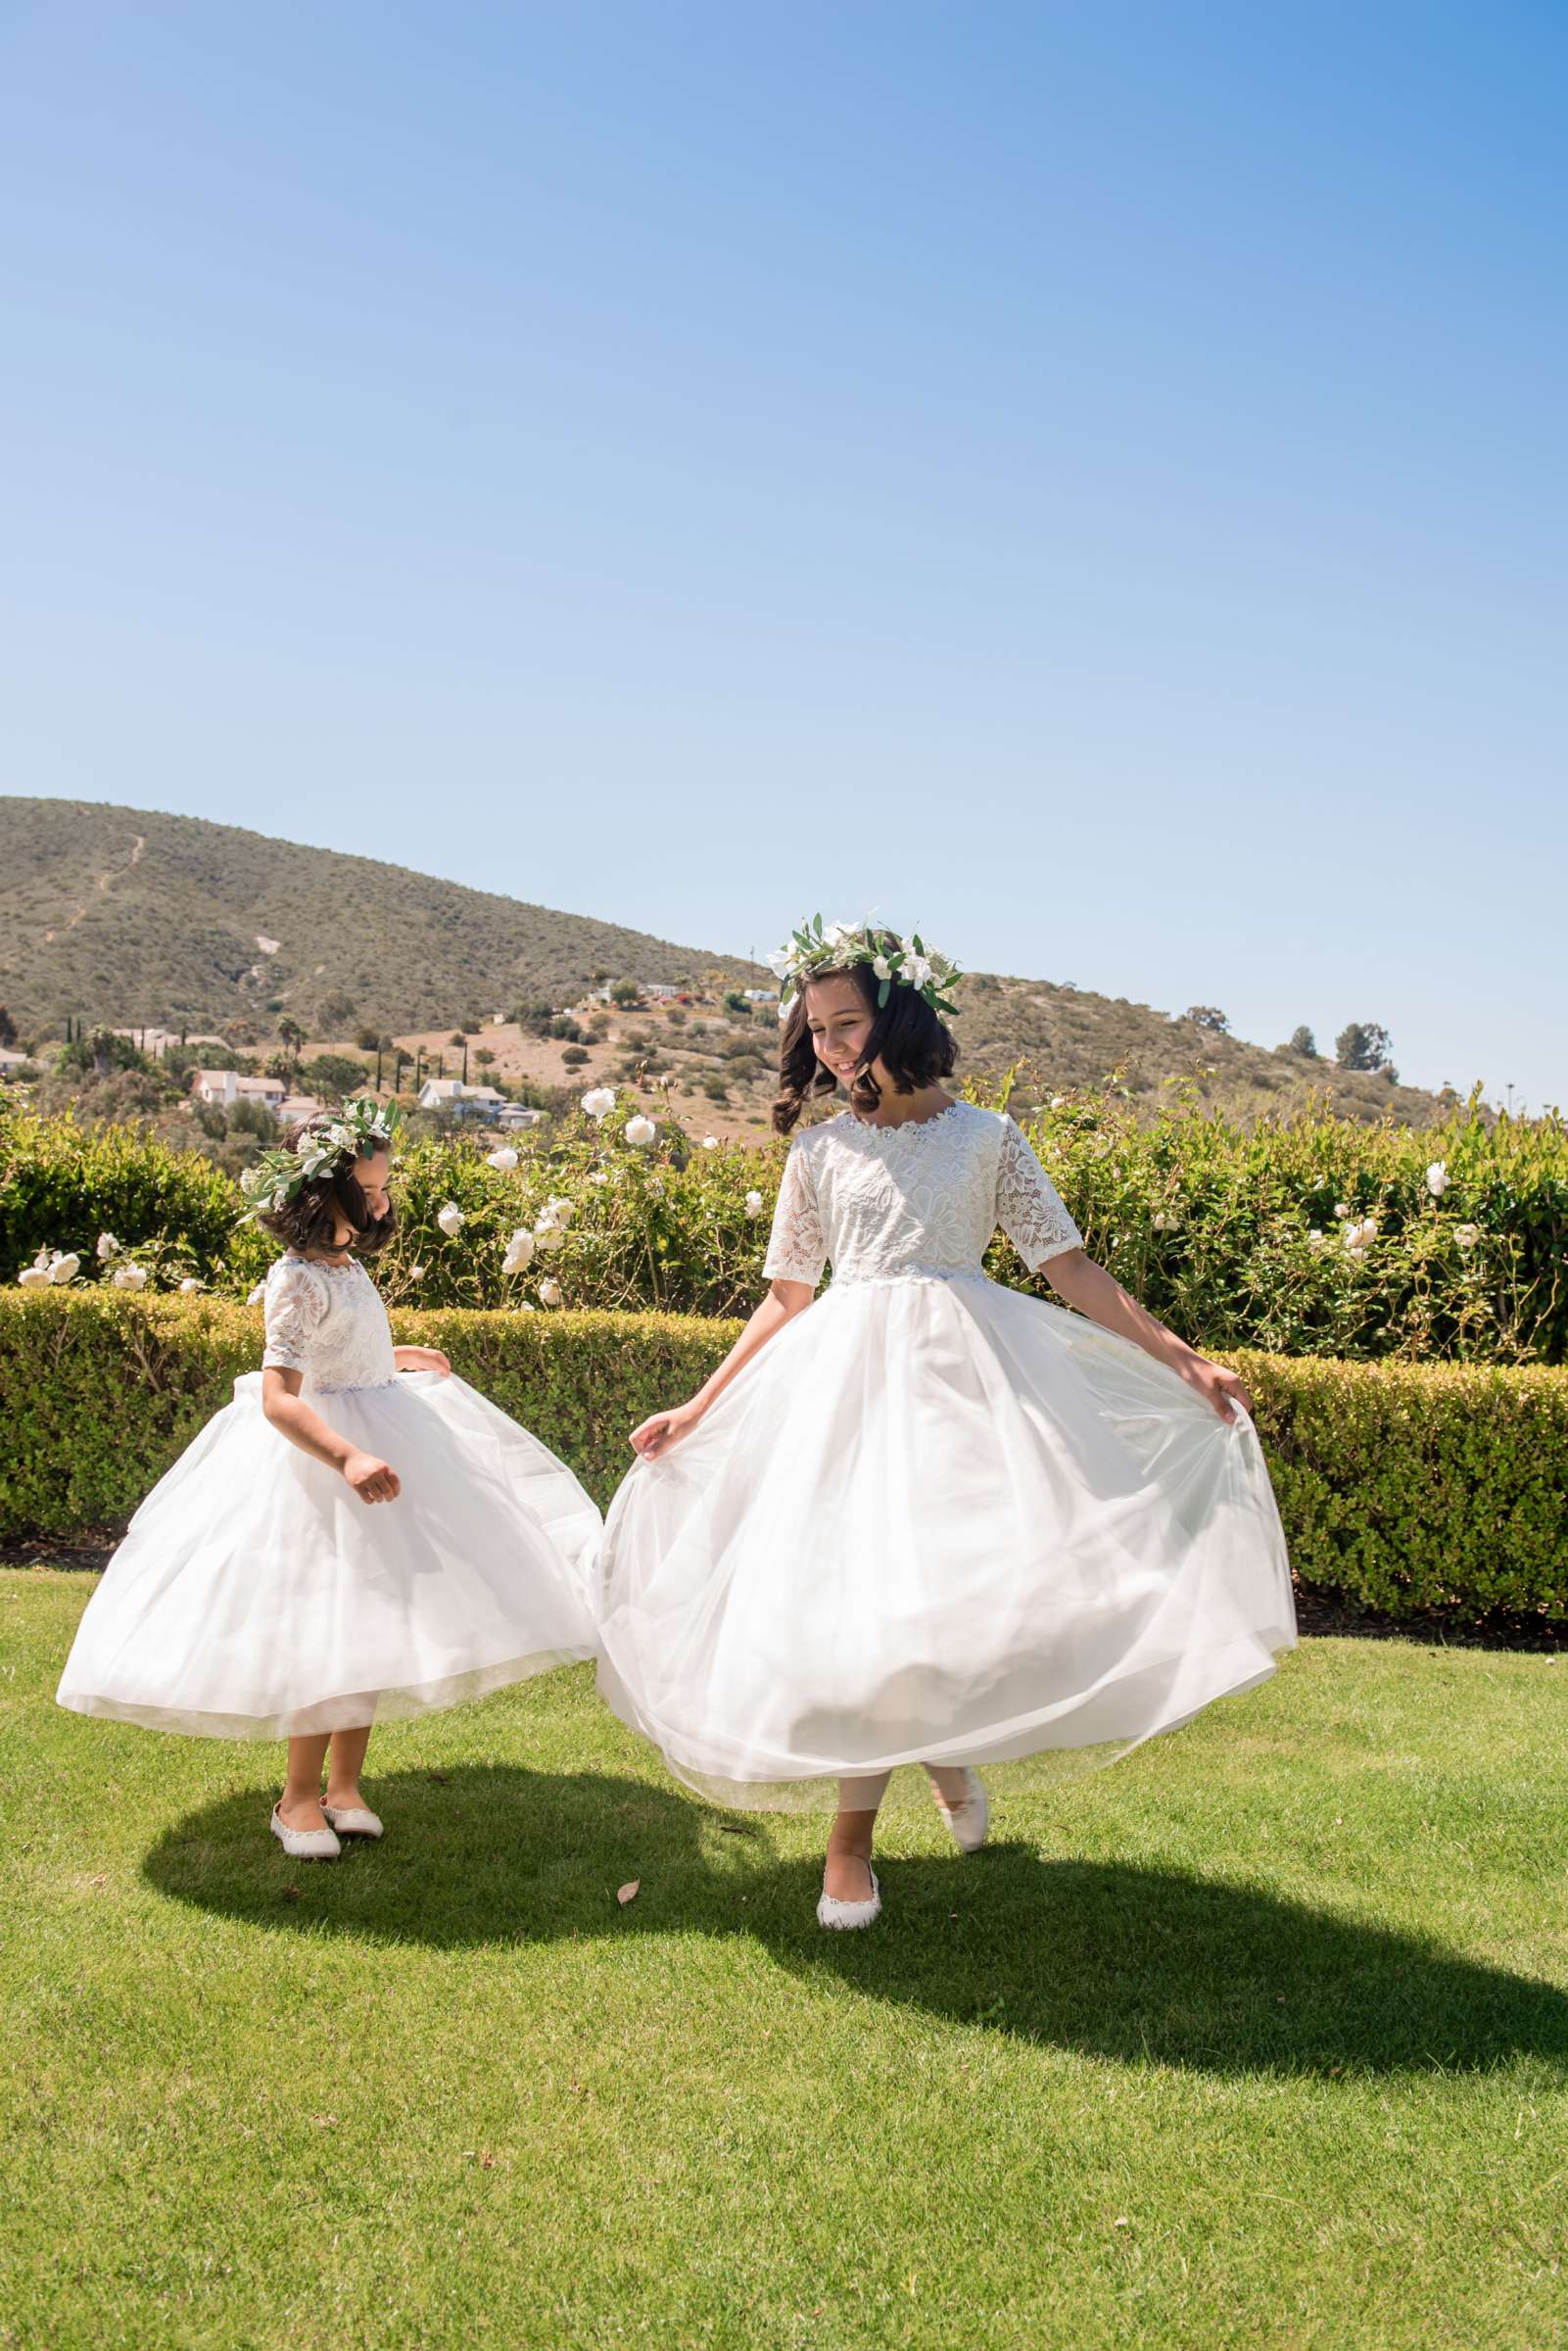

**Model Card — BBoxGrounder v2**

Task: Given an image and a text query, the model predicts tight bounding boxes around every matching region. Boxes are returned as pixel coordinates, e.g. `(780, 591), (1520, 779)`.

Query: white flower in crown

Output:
(1425, 1161), (1449, 1197)
(744, 1189), (764, 1217)
(771, 914), (964, 1017)
(486, 1146), (519, 1172)
(625, 1115), (656, 1147)
(436, 1202), (465, 1236)
(113, 1264), (149, 1289)
(96, 1231), (120, 1261)
(582, 1086), (616, 1120)
(539, 1275), (562, 1308)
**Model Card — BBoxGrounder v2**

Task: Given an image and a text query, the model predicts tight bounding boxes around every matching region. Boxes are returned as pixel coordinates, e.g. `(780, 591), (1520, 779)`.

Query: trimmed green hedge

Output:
(4, 1293), (1566, 1623)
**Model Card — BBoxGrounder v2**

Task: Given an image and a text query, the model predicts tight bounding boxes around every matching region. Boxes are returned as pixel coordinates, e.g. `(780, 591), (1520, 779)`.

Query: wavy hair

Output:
(256, 1132), (397, 1258)
(772, 955), (957, 1134)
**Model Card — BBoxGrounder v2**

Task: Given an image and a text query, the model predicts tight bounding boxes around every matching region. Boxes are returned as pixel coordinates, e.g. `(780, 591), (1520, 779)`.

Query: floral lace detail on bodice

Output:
(261, 1254), (399, 1393)
(761, 1101), (1082, 1291)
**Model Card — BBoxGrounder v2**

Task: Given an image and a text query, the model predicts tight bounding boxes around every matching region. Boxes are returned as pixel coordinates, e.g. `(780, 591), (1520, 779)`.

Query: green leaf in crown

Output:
(238, 1093), (404, 1221)
(766, 919), (965, 1018)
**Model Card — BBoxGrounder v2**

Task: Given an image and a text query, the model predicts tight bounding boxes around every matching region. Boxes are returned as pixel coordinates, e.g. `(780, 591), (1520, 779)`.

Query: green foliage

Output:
(5, 1295), (1567, 1627)
(997, 1079), (1568, 1365)
(0, 1096), (241, 1283)
(7, 1082), (1568, 1361)
(300, 1052), (369, 1098)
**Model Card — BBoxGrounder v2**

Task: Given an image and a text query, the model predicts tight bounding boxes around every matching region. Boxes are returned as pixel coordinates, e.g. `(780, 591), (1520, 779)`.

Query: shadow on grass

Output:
(143, 1763), (1568, 2079)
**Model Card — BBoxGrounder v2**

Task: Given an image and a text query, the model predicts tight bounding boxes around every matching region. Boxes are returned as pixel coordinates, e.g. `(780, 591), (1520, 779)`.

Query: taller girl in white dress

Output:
(594, 921), (1296, 1929)
(59, 1097), (600, 1859)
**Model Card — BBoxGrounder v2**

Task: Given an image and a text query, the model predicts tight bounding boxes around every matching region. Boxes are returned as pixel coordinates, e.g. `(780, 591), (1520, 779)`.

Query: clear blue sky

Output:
(3, 2), (1563, 1106)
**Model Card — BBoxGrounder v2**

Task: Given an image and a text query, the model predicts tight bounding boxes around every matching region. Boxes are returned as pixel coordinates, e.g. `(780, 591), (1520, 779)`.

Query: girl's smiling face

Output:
(803, 974), (876, 1091)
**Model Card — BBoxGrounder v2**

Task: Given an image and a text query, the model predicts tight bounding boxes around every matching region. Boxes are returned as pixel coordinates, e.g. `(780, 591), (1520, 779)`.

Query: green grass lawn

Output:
(5, 1568), (1567, 2350)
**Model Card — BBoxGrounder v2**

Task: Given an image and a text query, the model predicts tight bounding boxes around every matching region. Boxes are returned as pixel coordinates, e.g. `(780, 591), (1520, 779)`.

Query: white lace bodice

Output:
(761, 1101), (1082, 1291)
(261, 1254), (398, 1393)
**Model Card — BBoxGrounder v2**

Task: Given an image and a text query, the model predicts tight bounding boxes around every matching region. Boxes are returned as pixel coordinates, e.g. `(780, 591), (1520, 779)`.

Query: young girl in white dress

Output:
(594, 922), (1296, 1929)
(58, 1098), (601, 1859)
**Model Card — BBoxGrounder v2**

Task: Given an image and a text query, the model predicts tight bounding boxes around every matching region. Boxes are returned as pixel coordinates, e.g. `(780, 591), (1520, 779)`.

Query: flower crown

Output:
(240, 1094), (402, 1220)
(768, 917), (964, 1019)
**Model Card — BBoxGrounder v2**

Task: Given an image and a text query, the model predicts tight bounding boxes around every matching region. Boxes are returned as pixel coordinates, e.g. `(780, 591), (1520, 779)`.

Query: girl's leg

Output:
(279, 1733), (333, 1833)
(824, 1772), (890, 1902)
(324, 1724), (372, 1811)
(924, 1763), (976, 1807)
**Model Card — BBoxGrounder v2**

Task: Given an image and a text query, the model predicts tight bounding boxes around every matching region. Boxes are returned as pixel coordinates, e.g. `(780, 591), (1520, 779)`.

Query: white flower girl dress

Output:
(58, 1253), (601, 1737)
(594, 1100), (1296, 1805)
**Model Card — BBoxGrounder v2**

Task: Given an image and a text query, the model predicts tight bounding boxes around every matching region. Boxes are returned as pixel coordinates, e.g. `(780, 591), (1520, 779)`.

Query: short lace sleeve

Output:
(995, 1115), (1082, 1271)
(762, 1139), (829, 1288)
(261, 1256), (329, 1373)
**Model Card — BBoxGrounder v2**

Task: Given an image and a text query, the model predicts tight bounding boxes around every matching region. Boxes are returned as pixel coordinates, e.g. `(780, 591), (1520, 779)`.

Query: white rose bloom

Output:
(625, 1115), (656, 1147)
(1152, 1213), (1167, 1232)
(581, 1086), (617, 1120)
(1334, 1202), (1350, 1220)
(744, 1189), (764, 1217)
(247, 1282), (266, 1306)
(1425, 1161), (1449, 1197)
(113, 1264), (149, 1290)
(178, 1277), (201, 1294)
(486, 1146), (519, 1172)
(1455, 1223), (1480, 1251)
(702, 1135), (719, 1150)
(539, 1276), (562, 1308)
(48, 1251), (81, 1284)
(517, 1300), (536, 1314)
(96, 1231), (120, 1260)
(436, 1202), (465, 1236)
(1360, 1216), (1378, 1241)
(502, 1227), (536, 1274)
(408, 1264), (425, 1280)
(1050, 1095), (1066, 1110)
(547, 1196), (575, 1226)
(18, 1265), (51, 1287)
(1307, 1227), (1323, 1241)
(589, 1171), (609, 1186)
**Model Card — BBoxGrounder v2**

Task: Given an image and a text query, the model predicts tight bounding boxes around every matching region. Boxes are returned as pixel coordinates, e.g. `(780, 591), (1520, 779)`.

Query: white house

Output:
(495, 1101), (546, 1130)
(275, 1094), (325, 1126)
(190, 1070), (286, 1111)
(416, 1078), (510, 1121)
(0, 1046), (31, 1081)
(743, 987), (780, 1003)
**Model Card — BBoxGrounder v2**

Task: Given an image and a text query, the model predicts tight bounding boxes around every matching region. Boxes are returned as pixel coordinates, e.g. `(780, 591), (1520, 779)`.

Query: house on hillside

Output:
(276, 1094), (325, 1126)
(0, 1047), (31, 1082)
(190, 1070), (286, 1112)
(416, 1078), (510, 1121)
(743, 987), (779, 1004)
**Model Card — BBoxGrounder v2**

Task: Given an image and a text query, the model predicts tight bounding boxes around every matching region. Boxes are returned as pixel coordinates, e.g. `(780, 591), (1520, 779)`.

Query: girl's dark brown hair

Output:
(257, 1132), (397, 1258)
(772, 955), (958, 1134)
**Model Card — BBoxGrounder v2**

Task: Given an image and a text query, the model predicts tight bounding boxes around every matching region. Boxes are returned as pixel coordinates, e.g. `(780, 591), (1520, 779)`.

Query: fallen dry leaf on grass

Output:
(616, 1880), (640, 1906)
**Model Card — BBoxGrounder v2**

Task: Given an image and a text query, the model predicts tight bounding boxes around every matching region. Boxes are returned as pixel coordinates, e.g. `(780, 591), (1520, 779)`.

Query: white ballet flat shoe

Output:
(270, 1804), (342, 1861)
(322, 1803), (383, 1839)
(935, 1770), (989, 1853)
(817, 1864), (881, 1931)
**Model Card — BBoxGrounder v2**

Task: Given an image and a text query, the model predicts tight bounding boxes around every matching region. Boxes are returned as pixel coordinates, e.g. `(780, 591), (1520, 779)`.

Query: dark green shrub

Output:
(4, 1294), (1566, 1625)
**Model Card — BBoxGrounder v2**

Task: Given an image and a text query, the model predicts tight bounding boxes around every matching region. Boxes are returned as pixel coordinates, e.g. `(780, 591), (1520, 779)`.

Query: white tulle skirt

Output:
(57, 1370), (601, 1739)
(594, 1274), (1297, 1807)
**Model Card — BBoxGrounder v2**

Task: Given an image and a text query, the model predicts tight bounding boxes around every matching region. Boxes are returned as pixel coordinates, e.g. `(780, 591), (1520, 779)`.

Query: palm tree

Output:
(276, 1015), (306, 1073)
